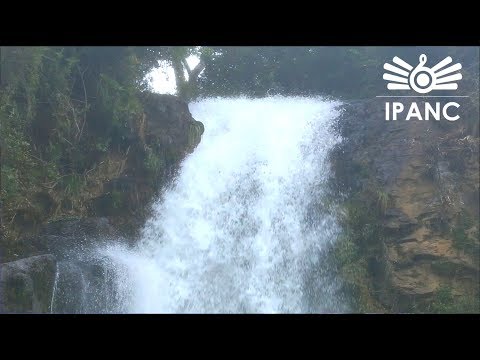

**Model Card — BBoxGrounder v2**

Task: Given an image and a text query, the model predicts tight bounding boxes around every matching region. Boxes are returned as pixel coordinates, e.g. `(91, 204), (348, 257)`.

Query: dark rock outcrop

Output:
(0, 254), (56, 313)
(11, 217), (117, 260)
(86, 93), (204, 229)
(140, 93), (205, 154)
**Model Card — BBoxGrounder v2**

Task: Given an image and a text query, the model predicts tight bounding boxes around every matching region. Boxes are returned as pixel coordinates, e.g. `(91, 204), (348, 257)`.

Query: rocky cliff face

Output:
(331, 99), (479, 312)
(0, 93), (204, 313)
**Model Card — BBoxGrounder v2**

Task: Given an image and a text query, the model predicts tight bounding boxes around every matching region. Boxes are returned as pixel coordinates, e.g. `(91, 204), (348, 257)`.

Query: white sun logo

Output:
(383, 54), (462, 94)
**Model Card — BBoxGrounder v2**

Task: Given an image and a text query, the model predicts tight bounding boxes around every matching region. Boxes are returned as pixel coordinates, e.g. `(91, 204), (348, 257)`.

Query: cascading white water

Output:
(98, 96), (346, 313)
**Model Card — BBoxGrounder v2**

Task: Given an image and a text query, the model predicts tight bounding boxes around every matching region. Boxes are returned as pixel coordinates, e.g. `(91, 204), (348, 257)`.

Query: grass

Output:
(333, 191), (389, 313)
(375, 189), (390, 215)
(428, 286), (479, 314)
(450, 210), (479, 256)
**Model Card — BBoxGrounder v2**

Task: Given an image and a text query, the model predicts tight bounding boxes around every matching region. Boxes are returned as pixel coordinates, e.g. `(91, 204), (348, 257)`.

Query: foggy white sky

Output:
(149, 55), (200, 94)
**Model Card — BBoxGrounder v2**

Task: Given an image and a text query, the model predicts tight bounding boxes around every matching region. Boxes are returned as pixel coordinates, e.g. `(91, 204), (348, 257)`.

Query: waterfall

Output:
(54, 96), (348, 313)
(50, 264), (60, 313)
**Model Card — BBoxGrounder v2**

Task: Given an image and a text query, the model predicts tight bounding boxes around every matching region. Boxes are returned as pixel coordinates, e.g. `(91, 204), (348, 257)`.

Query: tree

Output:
(196, 46), (479, 102)
(148, 46), (208, 100)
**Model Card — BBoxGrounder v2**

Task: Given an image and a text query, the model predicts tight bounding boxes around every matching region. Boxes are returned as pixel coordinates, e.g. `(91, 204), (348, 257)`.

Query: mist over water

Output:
(52, 97), (348, 313)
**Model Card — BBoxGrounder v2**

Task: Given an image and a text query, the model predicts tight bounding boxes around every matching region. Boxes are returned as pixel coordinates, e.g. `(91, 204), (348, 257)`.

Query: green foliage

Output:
(334, 234), (361, 268)
(1, 166), (20, 203)
(428, 286), (479, 314)
(451, 227), (472, 250)
(343, 195), (386, 250)
(376, 189), (390, 215)
(61, 174), (85, 196)
(329, 153), (393, 312)
(110, 190), (123, 210)
(1, 46), (165, 237)
(450, 210), (479, 255)
(1, 48), (48, 219)
(144, 146), (164, 176)
(333, 191), (388, 312)
(355, 162), (371, 180)
(197, 46), (479, 106)
(333, 232), (383, 313)
(431, 286), (454, 313)
(95, 138), (111, 153)
(99, 72), (140, 123)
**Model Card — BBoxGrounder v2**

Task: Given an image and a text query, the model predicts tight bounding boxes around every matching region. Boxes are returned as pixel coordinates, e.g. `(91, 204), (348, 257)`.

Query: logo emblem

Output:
(383, 54), (462, 94)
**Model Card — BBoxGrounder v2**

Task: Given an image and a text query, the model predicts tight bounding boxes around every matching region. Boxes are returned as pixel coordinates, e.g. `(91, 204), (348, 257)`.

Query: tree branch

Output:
(171, 59), (186, 88)
(189, 58), (205, 81)
(181, 58), (192, 77)
(76, 64), (88, 143)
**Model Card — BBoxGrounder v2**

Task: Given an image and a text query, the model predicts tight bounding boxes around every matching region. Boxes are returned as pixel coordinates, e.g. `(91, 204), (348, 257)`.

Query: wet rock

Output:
(52, 257), (124, 314)
(51, 261), (85, 313)
(142, 93), (204, 155)
(0, 254), (56, 313)
(14, 217), (117, 259)
(41, 218), (117, 257)
(42, 217), (116, 238)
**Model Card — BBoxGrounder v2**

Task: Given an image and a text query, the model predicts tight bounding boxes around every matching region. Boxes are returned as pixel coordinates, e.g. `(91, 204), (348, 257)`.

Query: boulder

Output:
(141, 93), (204, 156)
(0, 254), (56, 313)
